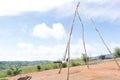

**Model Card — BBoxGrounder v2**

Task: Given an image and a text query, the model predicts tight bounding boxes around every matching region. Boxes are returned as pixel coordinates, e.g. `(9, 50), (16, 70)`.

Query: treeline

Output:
(0, 60), (50, 71)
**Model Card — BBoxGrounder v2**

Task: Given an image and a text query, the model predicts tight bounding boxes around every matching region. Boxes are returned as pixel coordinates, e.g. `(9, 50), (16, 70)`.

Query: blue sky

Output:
(0, 0), (120, 61)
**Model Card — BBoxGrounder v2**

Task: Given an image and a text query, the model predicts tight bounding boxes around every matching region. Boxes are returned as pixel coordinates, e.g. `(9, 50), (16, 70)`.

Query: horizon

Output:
(0, 53), (113, 61)
(0, 0), (120, 61)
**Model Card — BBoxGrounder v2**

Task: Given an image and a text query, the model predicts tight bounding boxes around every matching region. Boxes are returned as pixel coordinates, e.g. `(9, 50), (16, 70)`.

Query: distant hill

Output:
(0, 60), (50, 71)
(0, 54), (113, 71)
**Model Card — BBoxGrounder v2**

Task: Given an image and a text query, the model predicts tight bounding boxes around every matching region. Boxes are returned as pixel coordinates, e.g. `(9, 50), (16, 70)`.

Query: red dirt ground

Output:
(7, 61), (120, 80)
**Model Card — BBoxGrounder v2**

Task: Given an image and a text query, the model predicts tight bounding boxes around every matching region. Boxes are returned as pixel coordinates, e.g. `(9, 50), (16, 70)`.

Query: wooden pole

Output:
(77, 11), (89, 69)
(90, 18), (120, 70)
(58, 43), (69, 74)
(58, 2), (80, 74)
(67, 44), (70, 80)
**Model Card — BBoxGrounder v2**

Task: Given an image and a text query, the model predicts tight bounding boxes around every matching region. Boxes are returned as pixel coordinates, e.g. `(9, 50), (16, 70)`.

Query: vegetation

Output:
(0, 59), (82, 78)
(113, 47), (120, 57)
(37, 65), (41, 71)
(82, 54), (89, 63)
(0, 51), (120, 79)
(0, 78), (7, 80)
(0, 71), (7, 78)
(0, 61), (49, 71)
(70, 58), (83, 66)
(7, 65), (22, 76)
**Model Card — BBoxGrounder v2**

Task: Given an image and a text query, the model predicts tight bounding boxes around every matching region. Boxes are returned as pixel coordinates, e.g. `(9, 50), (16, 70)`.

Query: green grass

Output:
(0, 58), (120, 78)
(22, 66), (37, 74)
(0, 78), (8, 80)
(0, 71), (8, 79)
(21, 62), (60, 74)
(70, 58), (84, 66)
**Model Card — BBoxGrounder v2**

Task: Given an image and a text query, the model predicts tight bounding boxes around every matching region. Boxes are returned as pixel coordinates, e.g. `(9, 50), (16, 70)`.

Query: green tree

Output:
(62, 63), (67, 68)
(37, 65), (41, 71)
(82, 53), (89, 69)
(113, 47), (120, 57)
(7, 65), (22, 76)
(82, 54), (88, 63)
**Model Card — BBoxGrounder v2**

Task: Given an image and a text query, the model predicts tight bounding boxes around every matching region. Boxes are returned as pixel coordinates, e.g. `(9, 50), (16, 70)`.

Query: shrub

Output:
(7, 70), (12, 76)
(7, 65), (22, 76)
(62, 63), (67, 68)
(42, 63), (53, 70)
(52, 64), (59, 69)
(71, 61), (81, 66)
(37, 65), (41, 71)
(113, 47), (120, 57)
(82, 54), (89, 63)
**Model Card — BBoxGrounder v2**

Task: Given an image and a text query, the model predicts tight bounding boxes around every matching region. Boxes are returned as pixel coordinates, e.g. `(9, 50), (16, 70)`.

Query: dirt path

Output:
(7, 61), (120, 80)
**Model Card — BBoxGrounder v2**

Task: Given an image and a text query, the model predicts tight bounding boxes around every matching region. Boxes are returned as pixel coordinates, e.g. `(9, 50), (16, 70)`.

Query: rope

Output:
(90, 18), (120, 70)
(77, 11), (89, 69)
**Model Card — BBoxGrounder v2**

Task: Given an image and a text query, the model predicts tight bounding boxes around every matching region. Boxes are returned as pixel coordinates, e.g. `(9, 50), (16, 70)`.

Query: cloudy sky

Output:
(0, 0), (120, 61)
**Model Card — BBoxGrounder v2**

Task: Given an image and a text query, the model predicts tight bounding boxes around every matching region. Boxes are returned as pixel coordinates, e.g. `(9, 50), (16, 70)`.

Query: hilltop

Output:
(7, 61), (120, 80)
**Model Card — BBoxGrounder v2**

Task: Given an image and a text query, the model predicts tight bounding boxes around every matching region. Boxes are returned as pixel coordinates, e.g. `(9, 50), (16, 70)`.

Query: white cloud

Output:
(78, 0), (120, 21)
(54, 1), (75, 18)
(32, 23), (67, 40)
(0, 0), (73, 16)
(50, 0), (120, 21)
(0, 0), (119, 21)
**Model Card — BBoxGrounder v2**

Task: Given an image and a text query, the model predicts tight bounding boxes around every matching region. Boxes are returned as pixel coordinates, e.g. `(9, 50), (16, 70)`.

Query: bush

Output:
(113, 48), (120, 57)
(71, 61), (81, 66)
(7, 65), (22, 76)
(37, 65), (41, 71)
(52, 64), (59, 69)
(7, 70), (12, 76)
(82, 54), (89, 63)
(62, 63), (67, 68)
(41, 63), (53, 70)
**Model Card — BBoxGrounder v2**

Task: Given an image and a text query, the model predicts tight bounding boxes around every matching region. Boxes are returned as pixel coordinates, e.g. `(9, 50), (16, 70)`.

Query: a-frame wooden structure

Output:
(58, 1), (120, 80)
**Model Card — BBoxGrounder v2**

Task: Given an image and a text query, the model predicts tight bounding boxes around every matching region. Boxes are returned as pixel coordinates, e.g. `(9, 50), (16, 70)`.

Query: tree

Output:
(7, 65), (22, 76)
(113, 47), (120, 57)
(37, 65), (41, 71)
(62, 63), (67, 68)
(82, 54), (89, 63)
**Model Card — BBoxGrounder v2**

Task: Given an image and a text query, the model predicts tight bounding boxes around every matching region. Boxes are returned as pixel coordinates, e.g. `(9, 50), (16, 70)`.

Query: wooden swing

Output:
(58, 1), (120, 80)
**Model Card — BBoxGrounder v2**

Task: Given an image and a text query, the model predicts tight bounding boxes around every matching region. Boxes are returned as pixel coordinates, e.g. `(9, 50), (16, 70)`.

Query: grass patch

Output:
(0, 71), (8, 78)
(0, 78), (7, 80)
(22, 66), (37, 74)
